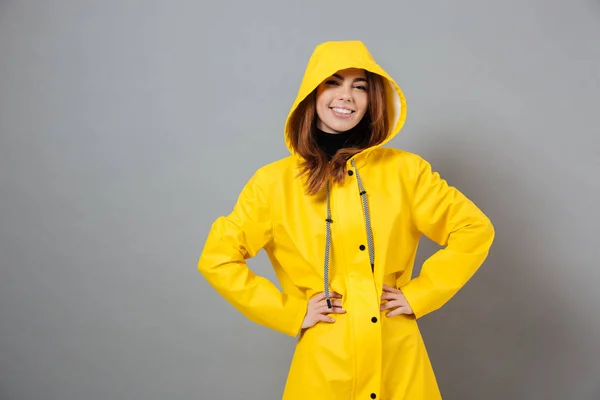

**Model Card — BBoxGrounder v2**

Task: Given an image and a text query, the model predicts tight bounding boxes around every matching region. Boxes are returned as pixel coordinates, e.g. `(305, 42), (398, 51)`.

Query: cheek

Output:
(358, 95), (369, 115)
(315, 98), (328, 119)
(316, 94), (332, 116)
(316, 91), (331, 107)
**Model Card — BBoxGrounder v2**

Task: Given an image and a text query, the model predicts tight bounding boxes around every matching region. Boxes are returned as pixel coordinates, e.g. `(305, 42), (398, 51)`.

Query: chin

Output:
(335, 124), (358, 133)
(325, 120), (358, 133)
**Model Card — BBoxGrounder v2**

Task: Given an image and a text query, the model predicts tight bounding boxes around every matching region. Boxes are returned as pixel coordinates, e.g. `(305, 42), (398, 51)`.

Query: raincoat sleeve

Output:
(400, 155), (495, 319)
(197, 169), (308, 337)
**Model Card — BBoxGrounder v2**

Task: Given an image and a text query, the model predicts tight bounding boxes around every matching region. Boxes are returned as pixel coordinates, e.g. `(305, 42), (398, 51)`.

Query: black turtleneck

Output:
(315, 117), (370, 160)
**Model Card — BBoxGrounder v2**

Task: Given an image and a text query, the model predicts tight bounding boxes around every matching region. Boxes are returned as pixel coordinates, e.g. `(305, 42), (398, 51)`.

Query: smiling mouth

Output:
(330, 107), (355, 115)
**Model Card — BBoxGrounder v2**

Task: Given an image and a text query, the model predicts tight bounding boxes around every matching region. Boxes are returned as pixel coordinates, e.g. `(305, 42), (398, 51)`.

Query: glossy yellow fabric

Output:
(198, 40), (495, 399)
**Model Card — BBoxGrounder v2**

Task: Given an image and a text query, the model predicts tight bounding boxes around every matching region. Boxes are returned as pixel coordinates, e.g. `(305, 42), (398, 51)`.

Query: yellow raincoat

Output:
(198, 41), (495, 399)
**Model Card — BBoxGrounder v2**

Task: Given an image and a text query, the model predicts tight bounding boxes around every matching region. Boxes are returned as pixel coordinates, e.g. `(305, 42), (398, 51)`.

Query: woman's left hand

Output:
(380, 284), (414, 317)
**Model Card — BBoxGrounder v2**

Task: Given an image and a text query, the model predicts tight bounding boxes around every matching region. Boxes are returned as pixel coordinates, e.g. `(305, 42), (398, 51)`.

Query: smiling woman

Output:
(197, 40), (495, 400)
(288, 67), (390, 195)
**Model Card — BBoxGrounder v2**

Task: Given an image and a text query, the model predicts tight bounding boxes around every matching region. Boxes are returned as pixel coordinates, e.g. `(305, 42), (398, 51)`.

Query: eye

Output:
(325, 80), (340, 86)
(354, 85), (368, 91)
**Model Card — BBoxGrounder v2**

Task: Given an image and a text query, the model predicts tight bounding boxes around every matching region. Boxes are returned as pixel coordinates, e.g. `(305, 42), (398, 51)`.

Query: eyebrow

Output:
(332, 73), (367, 83)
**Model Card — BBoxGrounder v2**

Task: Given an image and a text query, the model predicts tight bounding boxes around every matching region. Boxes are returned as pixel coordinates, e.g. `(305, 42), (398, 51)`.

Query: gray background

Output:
(1, 1), (599, 399)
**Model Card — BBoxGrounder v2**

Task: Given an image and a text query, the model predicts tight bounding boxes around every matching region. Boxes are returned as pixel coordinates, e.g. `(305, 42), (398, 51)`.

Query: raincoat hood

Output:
(284, 40), (407, 156)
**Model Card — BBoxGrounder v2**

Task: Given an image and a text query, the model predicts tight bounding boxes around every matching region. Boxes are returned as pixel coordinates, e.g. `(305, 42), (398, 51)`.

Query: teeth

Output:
(332, 108), (352, 114)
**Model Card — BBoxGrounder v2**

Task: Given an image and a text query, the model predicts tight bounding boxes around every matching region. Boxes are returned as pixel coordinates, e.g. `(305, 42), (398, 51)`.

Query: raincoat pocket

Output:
(285, 312), (355, 398)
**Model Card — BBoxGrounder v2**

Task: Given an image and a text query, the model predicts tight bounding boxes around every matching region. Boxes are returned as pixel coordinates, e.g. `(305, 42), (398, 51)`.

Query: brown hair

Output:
(286, 71), (389, 195)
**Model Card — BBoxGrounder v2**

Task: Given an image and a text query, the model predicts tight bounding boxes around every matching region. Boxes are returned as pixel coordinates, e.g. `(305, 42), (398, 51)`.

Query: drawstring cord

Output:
(352, 159), (375, 273)
(323, 180), (333, 309)
(323, 159), (375, 308)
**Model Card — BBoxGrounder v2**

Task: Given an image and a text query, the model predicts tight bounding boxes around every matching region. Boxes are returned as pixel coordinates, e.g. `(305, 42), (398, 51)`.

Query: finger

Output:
(325, 307), (347, 314)
(316, 302), (344, 312)
(328, 299), (344, 308)
(386, 306), (411, 317)
(380, 300), (400, 311)
(382, 284), (401, 294)
(316, 298), (344, 309)
(312, 292), (342, 304)
(382, 294), (409, 307)
(316, 298), (343, 306)
(316, 304), (346, 314)
(316, 314), (336, 323)
(310, 292), (327, 303)
(380, 292), (399, 301)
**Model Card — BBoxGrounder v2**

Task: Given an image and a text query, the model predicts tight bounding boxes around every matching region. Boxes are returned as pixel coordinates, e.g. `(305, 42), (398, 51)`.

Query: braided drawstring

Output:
(324, 180), (333, 309)
(351, 159), (375, 272)
(323, 159), (376, 309)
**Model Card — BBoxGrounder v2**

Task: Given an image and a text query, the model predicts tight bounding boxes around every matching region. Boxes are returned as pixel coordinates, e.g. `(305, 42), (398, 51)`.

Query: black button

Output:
(348, 170), (354, 176)
(371, 317), (377, 323)
(359, 245), (366, 251)
(371, 394), (377, 399)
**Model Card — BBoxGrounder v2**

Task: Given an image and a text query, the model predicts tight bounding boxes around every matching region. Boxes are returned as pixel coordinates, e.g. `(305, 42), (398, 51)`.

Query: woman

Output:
(198, 40), (494, 399)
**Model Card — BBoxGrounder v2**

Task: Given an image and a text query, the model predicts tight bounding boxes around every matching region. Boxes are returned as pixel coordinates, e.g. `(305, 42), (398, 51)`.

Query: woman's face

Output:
(315, 68), (369, 134)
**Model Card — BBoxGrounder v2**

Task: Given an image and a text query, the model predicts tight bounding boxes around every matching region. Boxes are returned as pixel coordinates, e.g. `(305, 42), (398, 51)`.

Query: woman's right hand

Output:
(301, 292), (345, 330)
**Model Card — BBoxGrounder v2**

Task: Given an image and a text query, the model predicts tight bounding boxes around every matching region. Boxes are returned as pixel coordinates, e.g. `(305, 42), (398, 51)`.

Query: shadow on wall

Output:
(407, 128), (599, 399)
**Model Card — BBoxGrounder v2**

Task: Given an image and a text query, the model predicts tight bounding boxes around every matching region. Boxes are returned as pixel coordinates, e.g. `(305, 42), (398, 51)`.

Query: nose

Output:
(338, 85), (353, 102)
